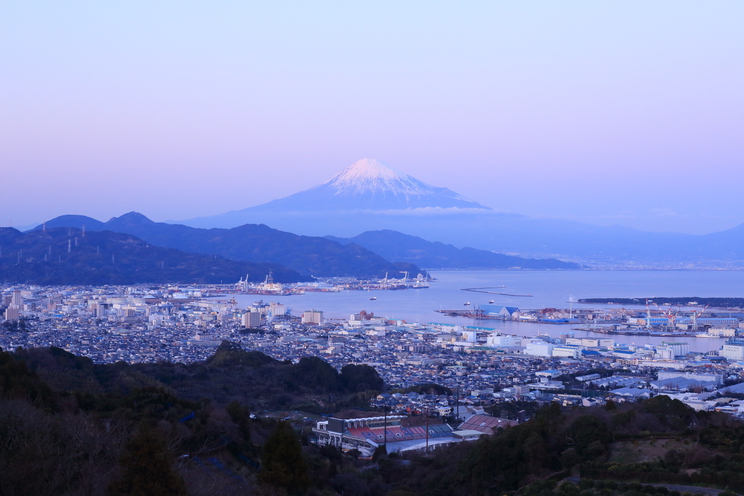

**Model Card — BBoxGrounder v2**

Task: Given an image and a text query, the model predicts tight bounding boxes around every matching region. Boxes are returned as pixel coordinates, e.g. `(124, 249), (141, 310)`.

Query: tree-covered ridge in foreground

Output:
(2, 343), (744, 495)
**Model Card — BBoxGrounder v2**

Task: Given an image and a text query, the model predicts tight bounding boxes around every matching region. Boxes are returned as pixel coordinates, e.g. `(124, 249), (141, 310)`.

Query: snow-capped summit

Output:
(327, 158), (406, 192)
(327, 158), (435, 198)
(250, 158), (491, 212)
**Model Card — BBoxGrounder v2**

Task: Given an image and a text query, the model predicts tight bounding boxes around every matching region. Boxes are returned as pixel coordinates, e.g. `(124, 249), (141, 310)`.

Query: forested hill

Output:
(327, 229), (582, 269)
(36, 212), (425, 278)
(4, 343), (744, 495)
(0, 227), (309, 284)
(0, 342), (384, 494)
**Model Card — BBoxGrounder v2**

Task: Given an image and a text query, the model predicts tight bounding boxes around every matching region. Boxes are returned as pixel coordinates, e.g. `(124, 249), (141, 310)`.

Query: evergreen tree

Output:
(106, 425), (187, 496)
(259, 421), (310, 495)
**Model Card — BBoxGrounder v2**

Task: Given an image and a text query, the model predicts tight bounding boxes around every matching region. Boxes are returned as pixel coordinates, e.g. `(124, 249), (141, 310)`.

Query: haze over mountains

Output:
(182, 159), (744, 267)
(326, 230), (580, 270)
(0, 227), (307, 285)
(33, 211), (574, 285)
(36, 213), (424, 278)
(20, 159), (744, 271)
(186, 158), (489, 229)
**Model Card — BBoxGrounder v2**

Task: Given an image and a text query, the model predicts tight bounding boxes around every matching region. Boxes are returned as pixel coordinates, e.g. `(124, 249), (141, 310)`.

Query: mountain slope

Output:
(0, 227), (308, 285)
(253, 158), (490, 212)
(327, 230), (582, 269)
(187, 207), (744, 266)
(36, 213), (425, 278)
(39, 214), (106, 231)
(184, 158), (489, 228)
(172, 159), (744, 266)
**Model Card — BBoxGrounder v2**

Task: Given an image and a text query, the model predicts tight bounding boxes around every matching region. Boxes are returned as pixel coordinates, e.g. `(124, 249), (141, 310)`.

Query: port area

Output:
(436, 300), (743, 338)
(569, 326), (714, 338)
(224, 272), (432, 296)
(435, 308), (582, 324)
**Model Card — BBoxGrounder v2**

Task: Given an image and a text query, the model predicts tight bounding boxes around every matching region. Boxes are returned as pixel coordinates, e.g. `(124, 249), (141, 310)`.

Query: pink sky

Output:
(1, 2), (742, 234)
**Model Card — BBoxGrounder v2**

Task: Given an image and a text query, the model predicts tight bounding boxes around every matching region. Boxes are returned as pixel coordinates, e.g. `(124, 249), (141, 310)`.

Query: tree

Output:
(226, 400), (251, 441)
(340, 363), (384, 392)
(107, 425), (187, 496)
(567, 415), (611, 460)
(259, 421), (309, 495)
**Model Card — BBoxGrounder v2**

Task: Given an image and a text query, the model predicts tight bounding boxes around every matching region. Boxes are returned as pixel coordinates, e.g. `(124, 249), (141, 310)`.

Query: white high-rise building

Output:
(11, 290), (22, 308)
(242, 311), (261, 328)
(302, 310), (323, 325)
(269, 302), (286, 317)
(4, 306), (20, 321)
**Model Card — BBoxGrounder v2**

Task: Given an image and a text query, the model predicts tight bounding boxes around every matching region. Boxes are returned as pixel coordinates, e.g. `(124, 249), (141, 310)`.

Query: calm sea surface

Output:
(233, 270), (744, 353)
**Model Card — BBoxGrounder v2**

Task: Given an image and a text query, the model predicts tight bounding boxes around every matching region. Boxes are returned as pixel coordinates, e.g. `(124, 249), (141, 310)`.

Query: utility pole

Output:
(425, 406), (430, 453)
(383, 406), (388, 450)
(455, 386), (460, 422)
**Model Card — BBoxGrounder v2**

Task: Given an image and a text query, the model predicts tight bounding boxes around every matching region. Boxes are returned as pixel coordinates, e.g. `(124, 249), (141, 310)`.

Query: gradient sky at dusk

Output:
(1, 2), (742, 234)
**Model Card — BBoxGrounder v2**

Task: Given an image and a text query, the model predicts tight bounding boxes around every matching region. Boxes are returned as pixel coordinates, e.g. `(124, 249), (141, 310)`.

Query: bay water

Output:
(234, 270), (744, 353)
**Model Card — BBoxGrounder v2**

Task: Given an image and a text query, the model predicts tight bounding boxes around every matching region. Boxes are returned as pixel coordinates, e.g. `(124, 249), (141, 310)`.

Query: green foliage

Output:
(340, 363), (385, 392)
(0, 348), (55, 408)
(206, 341), (278, 367)
(568, 415), (612, 460)
(107, 425), (187, 496)
(12, 344), (744, 496)
(0, 227), (310, 285)
(259, 421), (310, 495)
(373, 444), (388, 462)
(226, 400), (252, 441)
(290, 356), (341, 391)
(393, 383), (452, 396)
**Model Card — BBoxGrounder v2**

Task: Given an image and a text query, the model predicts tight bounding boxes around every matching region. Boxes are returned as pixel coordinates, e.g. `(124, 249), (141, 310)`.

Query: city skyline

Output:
(2, 2), (742, 234)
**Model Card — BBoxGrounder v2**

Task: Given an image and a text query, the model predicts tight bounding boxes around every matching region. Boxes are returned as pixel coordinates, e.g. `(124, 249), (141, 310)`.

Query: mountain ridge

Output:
(0, 227), (308, 285)
(326, 230), (582, 269)
(33, 212), (425, 278)
(184, 158), (489, 228)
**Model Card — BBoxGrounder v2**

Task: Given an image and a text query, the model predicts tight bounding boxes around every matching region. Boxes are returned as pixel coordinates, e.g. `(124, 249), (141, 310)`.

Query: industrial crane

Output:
(654, 303), (680, 332)
(690, 304), (709, 331)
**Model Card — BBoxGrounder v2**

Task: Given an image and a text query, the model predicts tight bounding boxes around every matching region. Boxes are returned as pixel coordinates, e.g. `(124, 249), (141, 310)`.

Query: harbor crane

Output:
(654, 303), (680, 332)
(690, 304), (709, 331)
(645, 299), (653, 330)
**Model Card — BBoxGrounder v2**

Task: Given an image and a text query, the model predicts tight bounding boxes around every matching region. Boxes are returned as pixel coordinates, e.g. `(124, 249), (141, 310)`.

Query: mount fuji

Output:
(183, 158), (495, 232)
(251, 158), (490, 212)
(180, 159), (744, 266)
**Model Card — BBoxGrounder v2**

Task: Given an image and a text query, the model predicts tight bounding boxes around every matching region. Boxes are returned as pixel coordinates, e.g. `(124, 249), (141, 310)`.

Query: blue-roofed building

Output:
(480, 305), (520, 319)
(581, 350), (602, 358)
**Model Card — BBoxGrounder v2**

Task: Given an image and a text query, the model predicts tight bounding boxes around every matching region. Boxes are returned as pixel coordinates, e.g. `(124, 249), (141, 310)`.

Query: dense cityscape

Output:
(5, 282), (744, 422)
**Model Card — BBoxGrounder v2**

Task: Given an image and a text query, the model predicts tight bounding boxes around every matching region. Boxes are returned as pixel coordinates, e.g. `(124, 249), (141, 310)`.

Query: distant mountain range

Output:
(179, 159), (744, 267)
(35, 213), (424, 278)
(26, 159), (744, 269)
(184, 158), (489, 228)
(326, 230), (581, 270)
(0, 227), (307, 285)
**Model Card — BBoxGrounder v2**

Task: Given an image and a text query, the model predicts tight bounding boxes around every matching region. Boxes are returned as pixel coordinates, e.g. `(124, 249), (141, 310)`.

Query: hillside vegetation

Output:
(3, 343), (744, 495)
(38, 213), (425, 278)
(0, 227), (309, 284)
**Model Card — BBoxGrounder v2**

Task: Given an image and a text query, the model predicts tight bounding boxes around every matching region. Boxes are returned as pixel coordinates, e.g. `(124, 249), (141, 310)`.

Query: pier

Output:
(461, 287), (533, 297)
